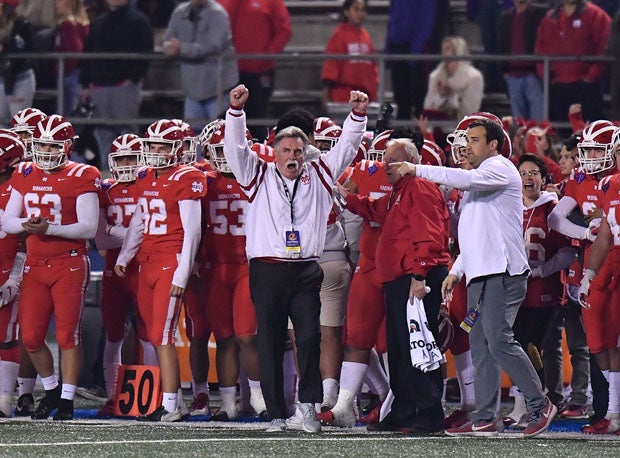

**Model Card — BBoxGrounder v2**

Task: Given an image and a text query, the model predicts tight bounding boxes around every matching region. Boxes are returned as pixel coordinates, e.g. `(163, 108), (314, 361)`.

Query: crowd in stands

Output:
(1, 0), (620, 439)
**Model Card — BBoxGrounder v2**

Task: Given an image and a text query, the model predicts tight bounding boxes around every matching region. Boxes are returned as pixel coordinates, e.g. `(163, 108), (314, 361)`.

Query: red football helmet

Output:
(172, 119), (198, 165)
(578, 120), (617, 174)
(446, 112), (512, 165)
(10, 108), (47, 159)
(367, 129), (393, 162)
(265, 126), (277, 148)
(109, 134), (142, 182)
(142, 119), (183, 169)
(313, 117), (342, 153)
(251, 142), (275, 163)
(0, 129), (26, 173)
(352, 135), (372, 166)
(612, 126), (620, 153)
(421, 139), (446, 166)
(201, 120), (252, 173)
(32, 115), (76, 171)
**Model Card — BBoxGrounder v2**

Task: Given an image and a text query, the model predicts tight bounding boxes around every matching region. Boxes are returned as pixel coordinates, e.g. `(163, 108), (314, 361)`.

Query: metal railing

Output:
(3, 51), (616, 129)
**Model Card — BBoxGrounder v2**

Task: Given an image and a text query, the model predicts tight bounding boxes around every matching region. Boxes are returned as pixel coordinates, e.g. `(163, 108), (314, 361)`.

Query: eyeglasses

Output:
(519, 170), (541, 177)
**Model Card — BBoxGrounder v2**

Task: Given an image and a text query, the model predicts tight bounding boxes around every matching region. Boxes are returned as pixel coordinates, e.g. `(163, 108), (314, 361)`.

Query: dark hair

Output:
(276, 107), (315, 137)
(339, 0), (367, 22)
(517, 153), (548, 180)
(562, 134), (581, 152)
(389, 126), (424, 152)
(468, 120), (505, 153)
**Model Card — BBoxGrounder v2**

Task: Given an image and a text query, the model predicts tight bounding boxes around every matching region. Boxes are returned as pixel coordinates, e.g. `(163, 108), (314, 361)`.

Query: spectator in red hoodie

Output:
(321, 0), (378, 110)
(535, 0), (611, 123)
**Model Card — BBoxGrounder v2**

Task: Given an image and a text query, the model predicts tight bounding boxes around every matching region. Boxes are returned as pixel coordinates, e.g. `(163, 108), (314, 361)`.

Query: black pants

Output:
(249, 259), (323, 419)
(382, 266), (447, 430)
(387, 42), (428, 119)
(239, 70), (274, 142)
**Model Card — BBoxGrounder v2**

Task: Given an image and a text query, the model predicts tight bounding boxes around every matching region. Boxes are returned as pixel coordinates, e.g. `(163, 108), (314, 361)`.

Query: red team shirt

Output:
(12, 161), (101, 258)
(0, 177), (20, 343)
(135, 166), (207, 257)
(98, 178), (143, 342)
(522, 198), (570, 307)
(343, 160), (391, 351)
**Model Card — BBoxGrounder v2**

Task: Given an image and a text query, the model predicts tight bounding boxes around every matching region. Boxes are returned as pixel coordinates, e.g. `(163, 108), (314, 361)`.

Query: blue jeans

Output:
(505, 73), (544, 122)
(184, 96), (220, 133)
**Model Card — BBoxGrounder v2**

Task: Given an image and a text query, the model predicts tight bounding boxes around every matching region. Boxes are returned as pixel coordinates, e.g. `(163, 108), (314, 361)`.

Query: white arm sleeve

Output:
(1, 188), (28, 234)
(449, 255), (464, 281)
(94, 209), (123, 250)
(537, 246), (578, 278)
(547, 196), (587, 239)
(45, 192), (99, 239)
(116, 200), (144, 267)
(223, 109), (261, 188)
(172, 199), (202, 289)
(416, 161), (511, 191)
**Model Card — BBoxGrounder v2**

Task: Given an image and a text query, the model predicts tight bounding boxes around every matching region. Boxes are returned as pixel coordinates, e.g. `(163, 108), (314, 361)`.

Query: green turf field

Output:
(1, 417), (619, 457)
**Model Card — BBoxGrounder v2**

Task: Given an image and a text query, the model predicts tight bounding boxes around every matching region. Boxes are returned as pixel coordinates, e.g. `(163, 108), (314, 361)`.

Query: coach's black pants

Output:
(249, 259), (323, 420)
(382, 266), (447, 430)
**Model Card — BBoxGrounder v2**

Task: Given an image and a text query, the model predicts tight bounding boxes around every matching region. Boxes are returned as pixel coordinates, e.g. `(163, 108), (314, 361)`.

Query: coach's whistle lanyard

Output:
(275, 168), (302, 230)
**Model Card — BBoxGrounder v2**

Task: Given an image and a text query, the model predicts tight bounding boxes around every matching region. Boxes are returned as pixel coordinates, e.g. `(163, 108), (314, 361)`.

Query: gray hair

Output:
(387, 138), (420, 163)
(274, 126), (310, 152)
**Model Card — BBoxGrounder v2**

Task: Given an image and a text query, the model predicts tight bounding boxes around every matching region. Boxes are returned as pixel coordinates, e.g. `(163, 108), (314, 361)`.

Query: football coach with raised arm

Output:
(223, 84), (368, 432)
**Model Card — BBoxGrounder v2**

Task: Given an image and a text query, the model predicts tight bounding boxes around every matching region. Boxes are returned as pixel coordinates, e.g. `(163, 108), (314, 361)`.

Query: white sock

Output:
(192, 380), (208, 397)
(322, 378), (339, 407)
(334, 362), (368, 413)
(140, 340), (158, 366)
(41, 374), (58, 391)
(248, 378), (266, 414)
(365, 350), (389, 400)
(608, 372), (620, 416)
(0, 361), (19, 395)
(219, 386), (237, 414)
(18, 377), (36, 396)
(454, 350), (475, 410)
(103, 339), (123, 399)
(61, 383), (76, 401)
(602, 370), (610, 383)
(162, 392), (177, 413)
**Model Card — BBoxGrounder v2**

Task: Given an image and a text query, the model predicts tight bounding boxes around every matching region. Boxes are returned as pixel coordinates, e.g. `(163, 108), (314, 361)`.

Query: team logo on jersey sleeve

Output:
(94, 177), (101, 189)
(368, 163), (378, 176)
(575, 171), (585, 184)
(23, 164), (33, 177)
(138, 169), (147, 179)
(191, 181), (204, 193)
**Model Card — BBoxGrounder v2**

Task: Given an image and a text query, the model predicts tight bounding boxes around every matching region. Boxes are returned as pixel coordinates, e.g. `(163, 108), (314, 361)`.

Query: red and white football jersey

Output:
(564, 167), (601, 217)
(135, 165), (207, 256)
(0, 176), (20, 256)
(11, 161), (101, 258)
(202, 170), (248, 264)
(99, 178), (141, 263)
(598, 174), (620, 248)
(523, 196), (570, 307)
(349, 160), (392, 264)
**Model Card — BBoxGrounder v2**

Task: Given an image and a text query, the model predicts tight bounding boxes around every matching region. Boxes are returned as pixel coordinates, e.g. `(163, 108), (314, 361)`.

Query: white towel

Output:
(407, 296), (442, 373)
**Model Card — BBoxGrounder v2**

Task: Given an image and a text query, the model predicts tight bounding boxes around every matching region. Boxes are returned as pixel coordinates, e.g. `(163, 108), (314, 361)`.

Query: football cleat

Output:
(53, 399), (74, 421)
(15, 393), (35, 417)
(97, 399), (116, 418)
(189, 392), (210, 416)
(31, 386), (61, 420)
(285, 403), (321, 433)
(137, 405), (187, 422)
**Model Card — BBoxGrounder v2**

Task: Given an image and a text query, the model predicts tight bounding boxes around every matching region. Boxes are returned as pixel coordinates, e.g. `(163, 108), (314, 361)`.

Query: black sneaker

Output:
(15, 394), (35, 417)
(31, 386), (61, 420)
(53, 399), (74, 421)
(137, 405), (186, 422)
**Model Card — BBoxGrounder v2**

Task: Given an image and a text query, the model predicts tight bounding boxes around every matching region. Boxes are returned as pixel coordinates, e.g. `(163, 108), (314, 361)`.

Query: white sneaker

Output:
(286, 403), (321, 433)
(266, 418), (286, 432)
